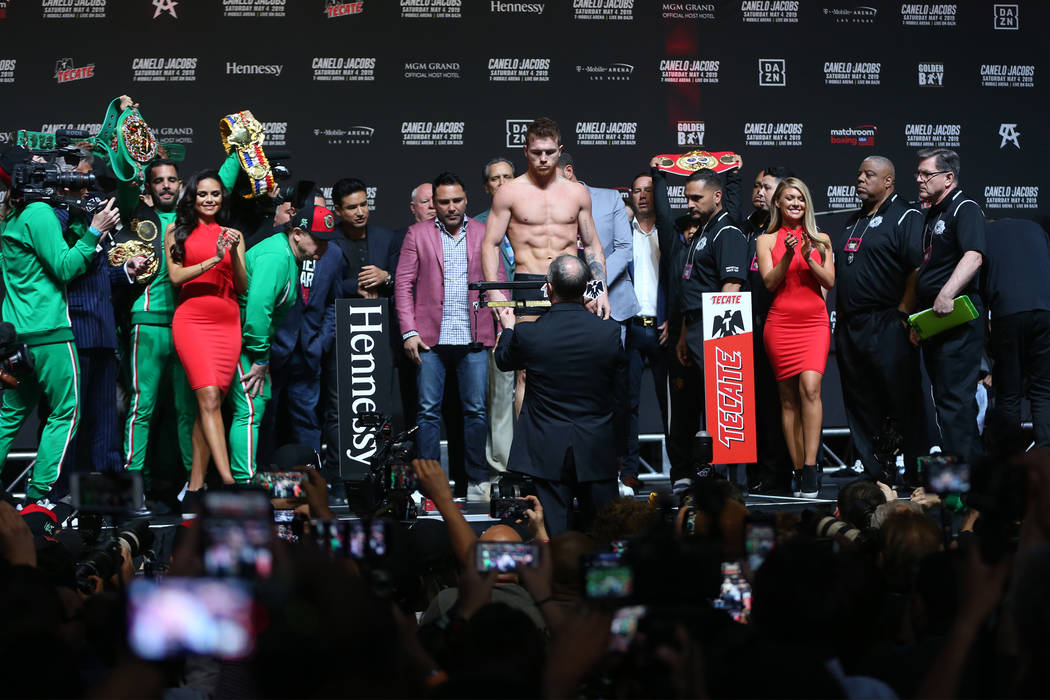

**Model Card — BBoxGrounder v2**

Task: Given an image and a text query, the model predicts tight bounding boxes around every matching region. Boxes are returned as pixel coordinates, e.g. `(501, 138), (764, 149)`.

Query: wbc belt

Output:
(220, 110), (275, 198)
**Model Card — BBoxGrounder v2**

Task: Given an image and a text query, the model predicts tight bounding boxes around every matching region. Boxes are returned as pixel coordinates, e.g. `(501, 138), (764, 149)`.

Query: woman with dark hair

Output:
(756, 177), (834, 498)
(166, 170), (248, 497)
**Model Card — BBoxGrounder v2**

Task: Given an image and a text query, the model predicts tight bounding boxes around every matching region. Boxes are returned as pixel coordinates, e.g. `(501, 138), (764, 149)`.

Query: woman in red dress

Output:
(166, 170), (248, 498)
(756, 177), (835, 497)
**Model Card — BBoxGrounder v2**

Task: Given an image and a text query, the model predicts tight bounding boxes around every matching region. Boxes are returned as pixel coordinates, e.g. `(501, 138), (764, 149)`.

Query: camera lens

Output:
(56, 171), (96, 191)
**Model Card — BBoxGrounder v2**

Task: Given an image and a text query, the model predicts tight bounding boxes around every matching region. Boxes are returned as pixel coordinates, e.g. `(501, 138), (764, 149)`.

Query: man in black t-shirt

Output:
(913, 148), (986, 461)
(983, 218), (1050, 447)
(835, 156), (927, 484)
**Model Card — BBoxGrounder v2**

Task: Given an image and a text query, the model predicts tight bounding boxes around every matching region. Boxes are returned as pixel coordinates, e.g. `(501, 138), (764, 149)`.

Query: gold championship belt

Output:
(130, 218), (158, 242)
(108, 239), (159, 284)
(653, 150), (741, 176)
(220, 110), (275, 198)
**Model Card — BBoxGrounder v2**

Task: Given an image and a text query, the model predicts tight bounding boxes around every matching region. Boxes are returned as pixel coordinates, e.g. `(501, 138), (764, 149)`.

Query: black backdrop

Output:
(0, 0), (1046, 436)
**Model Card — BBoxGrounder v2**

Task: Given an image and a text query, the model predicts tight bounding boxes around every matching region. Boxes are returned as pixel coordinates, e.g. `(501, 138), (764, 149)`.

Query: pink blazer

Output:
(394, 216), (505, 348)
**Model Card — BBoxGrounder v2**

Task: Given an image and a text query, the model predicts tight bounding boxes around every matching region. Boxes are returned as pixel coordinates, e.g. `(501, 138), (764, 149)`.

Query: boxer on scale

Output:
(481, 117), (610, 413)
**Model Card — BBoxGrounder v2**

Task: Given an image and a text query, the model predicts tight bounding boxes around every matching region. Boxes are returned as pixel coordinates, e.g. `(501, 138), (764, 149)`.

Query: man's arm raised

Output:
(482, 187), (513, 306)
(577, 189), (610, 319)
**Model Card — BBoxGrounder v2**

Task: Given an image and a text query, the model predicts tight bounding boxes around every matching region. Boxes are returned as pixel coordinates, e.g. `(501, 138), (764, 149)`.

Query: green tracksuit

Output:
(0, 202), (98, 500)
(228, 232), (299, 481)
(120, 154), (240, 477)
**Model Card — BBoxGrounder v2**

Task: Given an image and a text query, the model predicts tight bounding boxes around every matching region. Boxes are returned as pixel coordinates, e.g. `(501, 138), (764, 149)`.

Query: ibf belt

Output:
(653, 150), (741, 176)
(220, 111), (275, 198)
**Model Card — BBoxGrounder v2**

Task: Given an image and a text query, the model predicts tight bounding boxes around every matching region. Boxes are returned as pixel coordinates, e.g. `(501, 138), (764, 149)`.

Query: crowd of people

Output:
(0, 448), (1046, 697)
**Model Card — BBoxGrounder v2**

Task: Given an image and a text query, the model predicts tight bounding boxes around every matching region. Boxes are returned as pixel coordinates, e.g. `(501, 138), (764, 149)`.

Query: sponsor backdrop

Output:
(0, 0), (1045, 432)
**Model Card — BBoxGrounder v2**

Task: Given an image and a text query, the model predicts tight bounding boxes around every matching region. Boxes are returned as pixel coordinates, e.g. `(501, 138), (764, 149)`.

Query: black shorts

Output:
(513, 273), (550, 316)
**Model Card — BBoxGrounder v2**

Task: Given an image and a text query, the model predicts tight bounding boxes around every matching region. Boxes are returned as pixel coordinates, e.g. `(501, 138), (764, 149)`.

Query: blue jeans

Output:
(416, 346), (490, 483)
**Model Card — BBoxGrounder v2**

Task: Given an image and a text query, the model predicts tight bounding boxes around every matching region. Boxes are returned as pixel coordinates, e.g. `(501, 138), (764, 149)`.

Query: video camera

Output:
(74, 518), (155, 594)
(2, 133), (108, 216)
(0, 321), (32, 388)
(349, 412), (419, 521)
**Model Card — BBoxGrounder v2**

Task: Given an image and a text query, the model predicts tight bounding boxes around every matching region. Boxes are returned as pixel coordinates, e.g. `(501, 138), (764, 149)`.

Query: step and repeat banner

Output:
(0, 0), (1045, 433)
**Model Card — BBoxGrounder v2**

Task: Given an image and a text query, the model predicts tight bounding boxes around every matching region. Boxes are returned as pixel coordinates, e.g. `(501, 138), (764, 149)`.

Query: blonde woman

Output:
(756, 178), (834, 497)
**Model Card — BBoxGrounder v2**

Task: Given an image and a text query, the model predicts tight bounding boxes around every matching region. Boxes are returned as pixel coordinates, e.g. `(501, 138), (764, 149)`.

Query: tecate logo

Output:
(55, 58), (94, 83)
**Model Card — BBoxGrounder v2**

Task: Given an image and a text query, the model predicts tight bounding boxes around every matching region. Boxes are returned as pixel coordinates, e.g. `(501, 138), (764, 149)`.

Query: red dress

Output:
(763, 227), (830, 381)
(172, 222), (241, 390)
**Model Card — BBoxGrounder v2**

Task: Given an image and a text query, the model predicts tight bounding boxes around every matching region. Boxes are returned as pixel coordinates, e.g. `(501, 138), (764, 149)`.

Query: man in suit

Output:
(258, 191), (341, 467)
(395, 172), (506, 500)
(323, 177), (401, 472)
(494, 254), (626, 535)
(555, 152), (638, 338)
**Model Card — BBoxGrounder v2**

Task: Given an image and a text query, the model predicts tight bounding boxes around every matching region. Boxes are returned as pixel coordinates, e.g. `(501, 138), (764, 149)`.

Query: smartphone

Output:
(201, 490), (273, 579)
(609, 605), (647, 653)
(582, 552), (634, 601)
(127, 578), (255, 660)
(712, 561), (752, 624)
(919, 454), (970, 494)
(312, 519), (348, 557)
(475, 541), (539, 573)
(368, 520), (388, 557)
(744, 515), (776, 572)
(70, 471), (144, 514)
(252, 471), (308, 500)
(273, 508), (300, 543)
(489, 497), (529, 521)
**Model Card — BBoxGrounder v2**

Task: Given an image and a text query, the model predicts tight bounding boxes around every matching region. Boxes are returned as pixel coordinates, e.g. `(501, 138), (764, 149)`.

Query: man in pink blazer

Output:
(395, 172), (506, 499)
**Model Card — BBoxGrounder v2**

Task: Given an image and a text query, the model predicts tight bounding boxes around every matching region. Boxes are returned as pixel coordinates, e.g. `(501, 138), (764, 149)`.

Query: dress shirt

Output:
(437, 218), (471, 345)
(632, 217), (660, 317)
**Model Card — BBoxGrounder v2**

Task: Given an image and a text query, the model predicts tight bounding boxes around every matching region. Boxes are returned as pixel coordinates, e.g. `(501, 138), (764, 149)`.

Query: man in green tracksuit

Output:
(228, 204), (338, 480)
(118, 154), (240, 482)
(0, 188), (120, 502)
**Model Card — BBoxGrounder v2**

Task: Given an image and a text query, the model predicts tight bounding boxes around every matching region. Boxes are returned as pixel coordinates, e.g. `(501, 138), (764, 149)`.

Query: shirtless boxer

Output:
(481, 117), (610, 414)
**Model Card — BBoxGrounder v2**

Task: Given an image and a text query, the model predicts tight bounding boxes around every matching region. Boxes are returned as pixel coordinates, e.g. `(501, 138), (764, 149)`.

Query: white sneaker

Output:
(618, 480), (636, 497)
(466, 481), (491, 503)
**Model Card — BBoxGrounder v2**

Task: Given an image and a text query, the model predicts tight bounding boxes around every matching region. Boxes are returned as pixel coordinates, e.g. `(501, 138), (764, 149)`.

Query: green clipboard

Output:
(908, 295), (979, 340)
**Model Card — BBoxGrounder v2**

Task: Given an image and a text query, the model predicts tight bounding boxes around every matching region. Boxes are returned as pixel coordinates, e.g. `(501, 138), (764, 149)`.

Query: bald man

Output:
(834, 156), (928, 485)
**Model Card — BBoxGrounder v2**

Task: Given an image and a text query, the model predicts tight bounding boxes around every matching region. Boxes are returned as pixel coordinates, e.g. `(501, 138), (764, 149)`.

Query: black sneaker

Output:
(791, 471), (802, 497)
(800, 464), (819, 498)
(181, 489), (203, 517)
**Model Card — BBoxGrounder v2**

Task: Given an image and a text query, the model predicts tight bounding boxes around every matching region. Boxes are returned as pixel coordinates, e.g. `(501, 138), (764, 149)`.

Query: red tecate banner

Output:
(702, 292), (757, 464)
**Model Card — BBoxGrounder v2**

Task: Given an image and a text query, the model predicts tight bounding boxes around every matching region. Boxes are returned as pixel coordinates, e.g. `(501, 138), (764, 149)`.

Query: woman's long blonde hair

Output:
(767, 177), (828, 253)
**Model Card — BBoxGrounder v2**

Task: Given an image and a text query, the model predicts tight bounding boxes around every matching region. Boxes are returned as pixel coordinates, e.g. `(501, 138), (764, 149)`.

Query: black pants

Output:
(666, 329), (704, 483)
(531, 449), (618, 537)
(751, 315), (793, 485)
(623, 321), (669, 478)
(922, 309), (984, 461)
(990, 310), (1050, 447)
(836, 308), (928, 479)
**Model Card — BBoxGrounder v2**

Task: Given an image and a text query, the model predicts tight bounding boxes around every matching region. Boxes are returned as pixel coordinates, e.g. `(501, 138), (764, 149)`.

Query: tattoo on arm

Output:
(585, 252), (605, 282)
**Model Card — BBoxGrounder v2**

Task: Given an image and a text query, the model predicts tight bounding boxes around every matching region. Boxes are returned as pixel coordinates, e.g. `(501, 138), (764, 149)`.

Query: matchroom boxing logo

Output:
(42, 0), (106, 19)
(829, 125), (877, 146)
(0, 59), (15, 84)
(132, 57), (197, 83)
(54, 58), (94, 84)
(824, 61), (880, 86)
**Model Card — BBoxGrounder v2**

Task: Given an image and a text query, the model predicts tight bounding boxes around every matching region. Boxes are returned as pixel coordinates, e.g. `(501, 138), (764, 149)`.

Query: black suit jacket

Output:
(494, 303), (626, 482)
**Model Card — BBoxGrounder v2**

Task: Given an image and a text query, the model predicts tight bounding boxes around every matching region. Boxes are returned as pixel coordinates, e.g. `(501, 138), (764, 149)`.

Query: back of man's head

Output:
(836, 479), (886, 530)
(547, 253), (588, 301)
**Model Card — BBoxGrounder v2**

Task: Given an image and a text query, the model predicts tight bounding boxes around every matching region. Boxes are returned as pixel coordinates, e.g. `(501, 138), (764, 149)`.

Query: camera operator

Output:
(0, 146), (119, 504)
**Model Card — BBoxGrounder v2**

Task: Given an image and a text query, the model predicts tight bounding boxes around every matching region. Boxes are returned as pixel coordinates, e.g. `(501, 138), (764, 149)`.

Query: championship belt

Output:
(92, 98), (159, 183)
(108, 239), (159, 284)
(220, 110), (275, 198)
(653, 150), (741, 176)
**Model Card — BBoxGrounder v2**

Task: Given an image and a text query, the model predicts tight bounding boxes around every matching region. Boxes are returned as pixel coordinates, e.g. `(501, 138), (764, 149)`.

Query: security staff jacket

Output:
(835, 192), (923, 318)
(982, 218), (1050, 319)
(663, 208), (748, 314)
(916, 189), (986, 308)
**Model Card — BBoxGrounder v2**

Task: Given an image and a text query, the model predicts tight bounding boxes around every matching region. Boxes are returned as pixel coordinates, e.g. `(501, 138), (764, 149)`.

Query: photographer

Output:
(0, 146), (119, 504)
